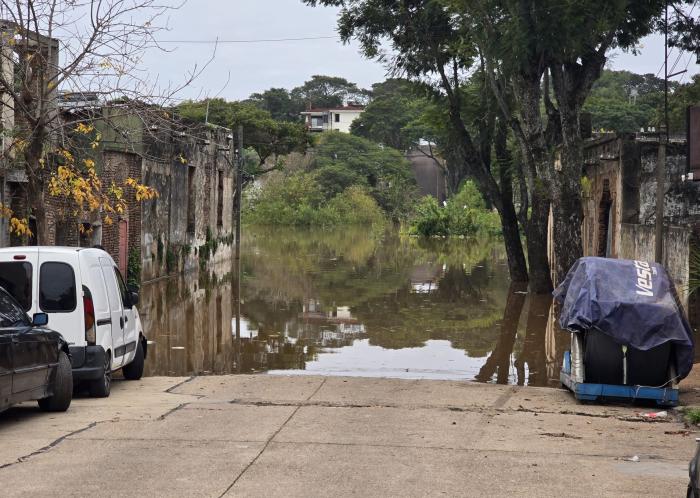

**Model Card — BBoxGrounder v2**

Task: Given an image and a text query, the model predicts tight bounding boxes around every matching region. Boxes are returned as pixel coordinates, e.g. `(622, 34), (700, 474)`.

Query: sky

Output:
(142, 0), (699, 103)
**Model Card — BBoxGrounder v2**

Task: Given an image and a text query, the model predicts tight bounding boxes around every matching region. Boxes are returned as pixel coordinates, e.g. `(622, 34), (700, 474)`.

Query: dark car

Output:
(0, 286), (72, 413)
(689, 439), (700, 497)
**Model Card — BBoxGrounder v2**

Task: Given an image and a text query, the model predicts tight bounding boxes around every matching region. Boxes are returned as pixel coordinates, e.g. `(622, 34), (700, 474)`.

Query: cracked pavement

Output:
(0, 375), (697, 497)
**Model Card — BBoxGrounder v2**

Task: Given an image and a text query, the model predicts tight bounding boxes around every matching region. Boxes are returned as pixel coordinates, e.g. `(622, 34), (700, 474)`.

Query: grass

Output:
(683, 407), (700, 425)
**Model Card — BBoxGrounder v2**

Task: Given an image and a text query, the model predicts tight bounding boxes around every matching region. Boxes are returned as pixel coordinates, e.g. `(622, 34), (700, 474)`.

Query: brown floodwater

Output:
(141, 226), (568, 386)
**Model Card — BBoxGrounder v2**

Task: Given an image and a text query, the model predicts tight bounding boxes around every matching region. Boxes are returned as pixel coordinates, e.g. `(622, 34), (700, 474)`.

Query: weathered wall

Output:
(406, 146), (447, 202)
(139, 125), (235, 282)
(619, 223), (690, 308)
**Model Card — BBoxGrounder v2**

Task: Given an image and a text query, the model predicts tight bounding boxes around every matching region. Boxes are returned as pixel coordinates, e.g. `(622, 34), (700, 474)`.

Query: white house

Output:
(300, 105), (364, 133)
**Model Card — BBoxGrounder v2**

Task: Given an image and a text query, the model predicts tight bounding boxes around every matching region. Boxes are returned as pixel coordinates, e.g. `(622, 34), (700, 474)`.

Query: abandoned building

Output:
(565, 131), (700, 325)
(1, 97), (236, 283)
(406, 144), (447, 203)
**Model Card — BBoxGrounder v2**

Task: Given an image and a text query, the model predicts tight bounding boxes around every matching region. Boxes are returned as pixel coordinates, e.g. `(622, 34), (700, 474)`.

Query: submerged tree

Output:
(304, 0), (535, 288)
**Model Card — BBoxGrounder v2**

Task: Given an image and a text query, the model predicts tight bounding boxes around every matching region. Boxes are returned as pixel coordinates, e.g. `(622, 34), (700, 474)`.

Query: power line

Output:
(156, 35), (341, 44)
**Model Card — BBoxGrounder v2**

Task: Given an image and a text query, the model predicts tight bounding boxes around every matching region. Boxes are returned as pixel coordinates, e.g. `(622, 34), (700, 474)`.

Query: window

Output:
(335, 113), (340, 123)
(217, 170), (224, 228)
(0, 262), (32, 310)
(0, 290), (27, 328)
(323, 114), (329, 124)
(114, 268), (131, 308)
(187, 166), (196, 234)
(40, 262), (77, 312)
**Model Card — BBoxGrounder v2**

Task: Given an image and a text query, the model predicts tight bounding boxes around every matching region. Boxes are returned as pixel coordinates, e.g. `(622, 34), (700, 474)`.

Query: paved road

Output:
(0, 375), (696, 497)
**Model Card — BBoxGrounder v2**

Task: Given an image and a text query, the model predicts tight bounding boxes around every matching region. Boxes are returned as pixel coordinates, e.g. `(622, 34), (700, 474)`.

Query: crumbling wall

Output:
(619, 223), (690, 310)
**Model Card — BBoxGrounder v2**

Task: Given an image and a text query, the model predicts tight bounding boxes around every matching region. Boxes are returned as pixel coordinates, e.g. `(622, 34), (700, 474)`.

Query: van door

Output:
(114, 268), (137, 363)
(100, 258), (125, 369)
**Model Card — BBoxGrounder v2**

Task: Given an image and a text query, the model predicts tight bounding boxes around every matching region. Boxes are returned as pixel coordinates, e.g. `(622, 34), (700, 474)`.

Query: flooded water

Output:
(141, 226), (567, 386)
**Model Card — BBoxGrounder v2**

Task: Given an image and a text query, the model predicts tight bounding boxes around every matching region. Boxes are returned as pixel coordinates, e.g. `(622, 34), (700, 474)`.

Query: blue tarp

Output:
(553, 257), (694, 380)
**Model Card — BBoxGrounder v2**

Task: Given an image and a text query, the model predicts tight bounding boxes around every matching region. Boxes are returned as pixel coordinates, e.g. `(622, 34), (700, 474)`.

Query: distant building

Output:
(300, 105), (364, 133)
(406, 144), (447, 202)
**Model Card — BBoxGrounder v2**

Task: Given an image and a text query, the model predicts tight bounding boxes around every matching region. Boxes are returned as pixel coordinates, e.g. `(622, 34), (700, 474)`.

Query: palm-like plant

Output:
(690, 245), (700, 296)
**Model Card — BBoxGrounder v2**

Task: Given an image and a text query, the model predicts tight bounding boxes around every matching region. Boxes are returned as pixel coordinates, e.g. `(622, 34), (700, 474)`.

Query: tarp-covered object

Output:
(553, 257), (694, 380)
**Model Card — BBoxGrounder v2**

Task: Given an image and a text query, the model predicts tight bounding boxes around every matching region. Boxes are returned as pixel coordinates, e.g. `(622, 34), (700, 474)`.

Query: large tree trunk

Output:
(512, 78), (554, 293)
(25, 137), (49, 245)
(494, 120), (529, 283)
(524, 191), (552, 293)
(442, 89), (529, 284)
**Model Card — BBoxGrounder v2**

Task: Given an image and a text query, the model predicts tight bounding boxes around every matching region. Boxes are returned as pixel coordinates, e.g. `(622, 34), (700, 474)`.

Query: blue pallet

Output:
(560, 351), (679, 407)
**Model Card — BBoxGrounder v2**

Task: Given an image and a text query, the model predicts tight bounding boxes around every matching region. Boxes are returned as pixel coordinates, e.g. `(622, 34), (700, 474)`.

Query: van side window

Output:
(0, 262), (32, 310)
(114, 268), (130, 308)
(39, 262), (77, 312)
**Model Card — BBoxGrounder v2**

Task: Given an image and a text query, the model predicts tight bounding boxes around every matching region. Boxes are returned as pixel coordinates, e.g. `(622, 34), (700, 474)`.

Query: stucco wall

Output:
(619, 223), (690, 309)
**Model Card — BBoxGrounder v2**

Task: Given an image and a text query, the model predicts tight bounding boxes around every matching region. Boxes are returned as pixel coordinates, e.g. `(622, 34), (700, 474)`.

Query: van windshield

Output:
(0, 262), (32, 311)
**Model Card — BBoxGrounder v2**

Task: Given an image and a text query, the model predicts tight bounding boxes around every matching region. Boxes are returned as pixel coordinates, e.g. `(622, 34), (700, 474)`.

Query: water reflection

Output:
(142, 226), (565, 386)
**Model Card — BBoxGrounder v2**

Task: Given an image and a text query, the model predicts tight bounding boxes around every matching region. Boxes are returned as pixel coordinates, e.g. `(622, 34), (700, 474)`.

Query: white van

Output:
(0, 247), (146, 397)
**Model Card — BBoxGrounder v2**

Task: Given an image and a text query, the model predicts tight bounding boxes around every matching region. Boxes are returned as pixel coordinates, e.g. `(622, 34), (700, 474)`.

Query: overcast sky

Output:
(142, 0), (699, 102)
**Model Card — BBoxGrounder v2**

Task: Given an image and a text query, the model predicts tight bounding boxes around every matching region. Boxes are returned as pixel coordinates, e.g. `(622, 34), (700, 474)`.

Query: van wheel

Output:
(122, 340), (144, 381)
(89, 352), (112, 398)
(38, 351), (73, 412)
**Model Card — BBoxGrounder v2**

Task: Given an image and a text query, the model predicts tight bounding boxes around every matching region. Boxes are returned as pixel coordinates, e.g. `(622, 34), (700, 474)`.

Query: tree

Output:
(178, 99), (310, 174)
(0, 1), (195, 244)
(666, 74), (700, 133)
(247, 88), (304, 122)
(350, 79), (424, 150)
(584, 70), (667, 132)
(290, 75), (370, 108)
(303, 0), (533, 288)
(448, 0), (677, 283)
(311, 132), (417, 220)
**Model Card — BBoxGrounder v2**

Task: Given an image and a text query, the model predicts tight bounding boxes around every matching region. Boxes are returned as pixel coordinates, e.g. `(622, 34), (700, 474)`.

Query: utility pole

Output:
(655, 1), (669, 264)
(234, 125), (243, 372)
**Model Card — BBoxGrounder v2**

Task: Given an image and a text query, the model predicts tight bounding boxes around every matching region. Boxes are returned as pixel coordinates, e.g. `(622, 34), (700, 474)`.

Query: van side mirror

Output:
(32, 313), (49, 327)
(129, 291), (139, 306)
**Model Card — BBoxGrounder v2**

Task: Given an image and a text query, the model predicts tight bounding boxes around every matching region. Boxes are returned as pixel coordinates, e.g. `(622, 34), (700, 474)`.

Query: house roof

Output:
(300, 105), (365, 114)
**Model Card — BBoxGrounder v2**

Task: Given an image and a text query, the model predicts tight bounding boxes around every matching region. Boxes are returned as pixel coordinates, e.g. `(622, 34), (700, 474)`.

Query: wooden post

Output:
(655, 138), (666, 263)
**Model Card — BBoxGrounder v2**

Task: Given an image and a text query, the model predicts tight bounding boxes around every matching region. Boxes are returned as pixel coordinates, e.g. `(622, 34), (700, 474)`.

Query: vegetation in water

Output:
(244, 133), (415, 226)
(408, 181), (501, 237)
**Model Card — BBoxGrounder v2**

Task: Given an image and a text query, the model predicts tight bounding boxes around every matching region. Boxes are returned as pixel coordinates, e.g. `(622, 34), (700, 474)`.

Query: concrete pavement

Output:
(0, 375), (697, 497)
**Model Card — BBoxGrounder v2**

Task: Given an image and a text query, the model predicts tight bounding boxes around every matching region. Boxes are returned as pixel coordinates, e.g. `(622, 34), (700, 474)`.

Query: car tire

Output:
(38, 351), (73, 412)
(88, 352), (112, 398)
(122, 339), (144, 381)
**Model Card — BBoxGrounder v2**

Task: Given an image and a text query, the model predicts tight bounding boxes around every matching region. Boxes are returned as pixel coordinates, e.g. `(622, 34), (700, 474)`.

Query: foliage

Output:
(683, 407), (700, 425)
(409, 181), (501, 237)
(0, 1), (179, 243)
(244, 172), (386, 227)
(127, 248), (142, 288)
(667, 75), (700, 134)
(311, 132), (417, 221)
(350, 79), (426, 150)
(690, 243), (700, 297)
(246, 88), (303, 122)
(584, 70), (668, 133)
(289, 75), (370, 108)
(177, 99), (310, 170)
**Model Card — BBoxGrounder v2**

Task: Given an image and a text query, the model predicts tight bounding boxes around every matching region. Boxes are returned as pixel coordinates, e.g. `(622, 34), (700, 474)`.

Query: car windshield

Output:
(0, 290), (28, 328)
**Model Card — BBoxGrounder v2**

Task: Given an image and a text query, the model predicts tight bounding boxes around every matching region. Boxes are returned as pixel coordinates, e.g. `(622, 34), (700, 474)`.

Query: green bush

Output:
(409, 181), (501, 237)
(245, 172), (385, 227)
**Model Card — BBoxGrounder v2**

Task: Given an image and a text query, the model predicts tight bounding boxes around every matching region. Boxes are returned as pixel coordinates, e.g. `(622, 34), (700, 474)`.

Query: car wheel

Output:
(38, 351), (73, 412)
(122, 339), (144, 381)
(88, 352), (112, 398)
